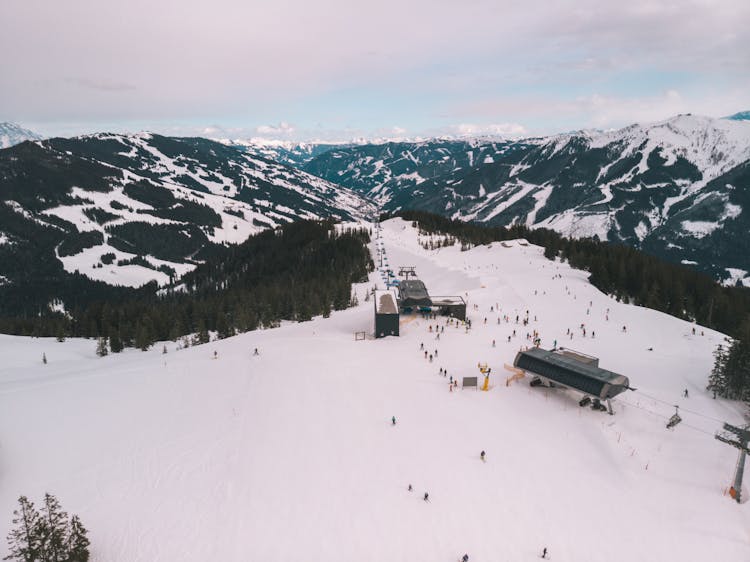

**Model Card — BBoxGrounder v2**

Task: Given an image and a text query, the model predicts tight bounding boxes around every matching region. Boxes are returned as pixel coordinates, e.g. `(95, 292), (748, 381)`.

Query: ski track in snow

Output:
(0, 218), (748, 562)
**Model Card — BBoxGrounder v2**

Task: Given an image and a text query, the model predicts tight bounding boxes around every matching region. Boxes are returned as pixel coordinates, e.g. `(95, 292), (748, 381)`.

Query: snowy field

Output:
(1, 218), (748, 561)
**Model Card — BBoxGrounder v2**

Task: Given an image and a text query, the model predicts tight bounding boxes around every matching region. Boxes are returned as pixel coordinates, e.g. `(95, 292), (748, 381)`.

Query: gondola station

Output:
(513, 347), (632, 413)
(372, 267), (466, 338)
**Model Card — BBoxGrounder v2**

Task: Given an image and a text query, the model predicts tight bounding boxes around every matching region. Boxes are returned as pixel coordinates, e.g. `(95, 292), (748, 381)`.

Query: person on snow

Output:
(408, 484), (412, 491)
(462, 555), (469, 562)
(684, 388), (689, 398)
(423, 492), (429, 501)
(541, 547), (548, 559)
(480, 450), (486, 461)
(392, 416), (397, 425)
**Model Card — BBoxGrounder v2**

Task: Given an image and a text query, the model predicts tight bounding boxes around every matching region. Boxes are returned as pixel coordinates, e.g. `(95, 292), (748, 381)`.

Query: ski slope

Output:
(0, 218), (748, 561)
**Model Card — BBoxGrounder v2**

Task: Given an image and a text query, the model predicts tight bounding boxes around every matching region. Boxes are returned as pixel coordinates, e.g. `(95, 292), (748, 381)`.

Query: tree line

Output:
(395, 210), (750, 409)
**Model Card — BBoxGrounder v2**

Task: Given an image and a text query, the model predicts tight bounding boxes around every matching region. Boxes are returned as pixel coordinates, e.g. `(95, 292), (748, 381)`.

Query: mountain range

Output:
(1, 112), (749, 294)
(0, 133), (374, 296)
(262, 114), (749, 285)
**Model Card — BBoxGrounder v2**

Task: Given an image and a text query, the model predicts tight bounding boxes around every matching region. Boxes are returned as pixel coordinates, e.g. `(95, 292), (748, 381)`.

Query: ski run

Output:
(1, 218), (748, 561)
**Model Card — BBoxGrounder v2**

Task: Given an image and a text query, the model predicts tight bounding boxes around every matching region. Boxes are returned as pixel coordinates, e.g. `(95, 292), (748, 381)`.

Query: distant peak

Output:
(724, 110), (750, 121)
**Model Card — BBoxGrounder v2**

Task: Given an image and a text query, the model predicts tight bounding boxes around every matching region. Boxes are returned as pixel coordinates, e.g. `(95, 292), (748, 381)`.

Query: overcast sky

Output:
(1, 0), (748, 141)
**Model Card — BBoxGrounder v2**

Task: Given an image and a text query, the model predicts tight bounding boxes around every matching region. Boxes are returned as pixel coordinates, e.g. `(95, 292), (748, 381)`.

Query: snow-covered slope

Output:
(0, 133), (375, 289)
(1, 218), (747, 561)
(0, 122), (42, 148)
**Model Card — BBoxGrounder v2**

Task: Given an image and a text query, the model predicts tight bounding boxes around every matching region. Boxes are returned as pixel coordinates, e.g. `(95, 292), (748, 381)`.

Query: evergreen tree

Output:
(4, 496), (42, 562)
(64, 516), (90, 562)
(40, 493), (68, 562)
(95, 337), (108, 357)
(108, 332), (123, 354)
(135, 323), (151, 351)
(707, 344), (728, 396)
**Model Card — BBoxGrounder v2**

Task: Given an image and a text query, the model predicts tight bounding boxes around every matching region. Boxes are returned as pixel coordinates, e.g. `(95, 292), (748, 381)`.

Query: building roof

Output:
(514, 347), (630, 399)
(398, 279), (431, 306)
(374, 290), (399, 314)
(431, 296), (466, 306)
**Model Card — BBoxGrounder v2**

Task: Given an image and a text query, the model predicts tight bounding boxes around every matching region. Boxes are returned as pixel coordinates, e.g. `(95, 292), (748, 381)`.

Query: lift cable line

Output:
(632, 389), (729, 425)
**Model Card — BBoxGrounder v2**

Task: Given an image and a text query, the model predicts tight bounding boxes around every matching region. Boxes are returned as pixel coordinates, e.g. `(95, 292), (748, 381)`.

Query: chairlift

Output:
(666, 406), (682, 429)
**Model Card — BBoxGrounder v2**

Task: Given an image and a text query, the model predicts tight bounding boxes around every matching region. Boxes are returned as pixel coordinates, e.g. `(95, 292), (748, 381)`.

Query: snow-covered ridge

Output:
(0, 122), (42, 148)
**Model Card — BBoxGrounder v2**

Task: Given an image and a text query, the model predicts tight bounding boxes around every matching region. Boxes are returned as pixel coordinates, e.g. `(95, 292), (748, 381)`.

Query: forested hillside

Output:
(0, 220), (373, 350)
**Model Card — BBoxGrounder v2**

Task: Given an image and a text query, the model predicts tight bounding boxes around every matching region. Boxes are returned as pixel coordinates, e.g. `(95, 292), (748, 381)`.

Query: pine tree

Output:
(40, 493), (68, 562)
(4, 496), (42, 562)
(109, 332), (124, 354)
(95, 337), (108, 357)
(708, 343), (728, 396)
(65, 515), (90, 562)
(135, 323), (152, 351)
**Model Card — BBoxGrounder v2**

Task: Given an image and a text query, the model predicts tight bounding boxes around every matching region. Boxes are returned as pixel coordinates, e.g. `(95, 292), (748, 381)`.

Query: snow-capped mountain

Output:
(302, 139), (530, 205)
(297, 115), (750, 284)
(231, 138), (351, 168)
(0, 133), (375, 290)
(0, 122), (42, 148)
(725, 110), (750, 121)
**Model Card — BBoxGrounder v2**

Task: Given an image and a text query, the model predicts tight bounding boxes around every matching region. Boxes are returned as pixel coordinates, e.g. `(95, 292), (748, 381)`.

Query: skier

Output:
(420, 342), (424, 350)
(462, 555), (469, 562)
(541, 547), (548, 559)
(423, 492), (429, 502)
(435, 349), (438, 358)
(253, 347), (259, 356)
(392, 416), (397, 425)
(492, 339), (496, 347)
(480, 450), (486, 461)
(408, 484), (412, 492)
(684, 388), (689, 398)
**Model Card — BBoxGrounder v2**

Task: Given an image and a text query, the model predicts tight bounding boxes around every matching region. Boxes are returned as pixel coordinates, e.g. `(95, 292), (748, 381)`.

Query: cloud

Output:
(1, 0), (748, 137)
(451, 123), (527, 137)
(255, 122), (295, 136)
(67, 77), (136, 92)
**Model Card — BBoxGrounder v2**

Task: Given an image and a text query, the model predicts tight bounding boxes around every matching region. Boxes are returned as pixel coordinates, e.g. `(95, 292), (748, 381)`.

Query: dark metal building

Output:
(513, 347), (630, 400)
(397, 279), (432, 308)
(431, 296), (467, 321)
(374, 290), (399, 338)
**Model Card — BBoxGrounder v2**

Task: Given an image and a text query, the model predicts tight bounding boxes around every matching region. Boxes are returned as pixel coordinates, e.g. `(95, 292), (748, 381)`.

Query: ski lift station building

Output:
(374, 290), (399, 338)
(513, 347), (631, 400)
(397, 279), (432, 308)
